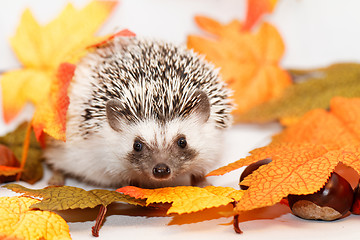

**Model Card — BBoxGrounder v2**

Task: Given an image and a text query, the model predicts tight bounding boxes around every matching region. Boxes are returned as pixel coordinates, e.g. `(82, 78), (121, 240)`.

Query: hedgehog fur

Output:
(44, 36), (233, 188)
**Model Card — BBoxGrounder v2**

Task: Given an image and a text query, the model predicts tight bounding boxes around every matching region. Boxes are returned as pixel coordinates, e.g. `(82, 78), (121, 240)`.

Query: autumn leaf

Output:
(32, 62), (75, 142)
(4, 183), (146, 237)
(87, 28), (136, 48)
(3, 183), (145, 211)
(237, 63), (360, 124)
(207, 97), (360, 212)
(0, 166), (22, 176)
(0, 122), (43, 184)
(242, 0), (278, 31)
(187, 16), (291, 116)
(0, 196), (71, 240)
(117, 186), (244, 214)
(1, 0), (117, 141)
(0, 144), (22, 183)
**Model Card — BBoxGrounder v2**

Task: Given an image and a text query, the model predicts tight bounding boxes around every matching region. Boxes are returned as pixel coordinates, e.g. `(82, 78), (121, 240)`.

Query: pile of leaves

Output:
(1, 0), (360, 239)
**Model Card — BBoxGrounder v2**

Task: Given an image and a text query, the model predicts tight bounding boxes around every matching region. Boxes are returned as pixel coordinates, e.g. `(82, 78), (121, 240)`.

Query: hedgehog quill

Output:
(44, 36), (233, 188)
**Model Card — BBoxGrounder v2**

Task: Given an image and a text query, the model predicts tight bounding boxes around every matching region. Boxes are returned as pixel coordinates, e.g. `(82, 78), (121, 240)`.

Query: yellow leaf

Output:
(10, 1), (117, 68)
(1, 69), (51, 123)
(117, 186), (244, 214)
(1, 0), (117, 141)
(0, 196), (71, 240)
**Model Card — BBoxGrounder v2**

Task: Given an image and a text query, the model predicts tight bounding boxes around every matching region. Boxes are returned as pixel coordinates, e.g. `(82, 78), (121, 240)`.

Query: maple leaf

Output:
(0, 166), (22, 176)
(237, 63), (360, 124)
(0, 144), (22, 183)
(187, 16), (291, 116)
(0, 122), (43, 183)
(117, 186), (244, 214)
(0, 196), (71, 240)
(207, 97), (360, 212)
(242, 0), (278, 31)
(32, 62), (75, 142)
(1, 0), (117, 141)
(3, 184), (146, 237)
(3, 183), (145, 211)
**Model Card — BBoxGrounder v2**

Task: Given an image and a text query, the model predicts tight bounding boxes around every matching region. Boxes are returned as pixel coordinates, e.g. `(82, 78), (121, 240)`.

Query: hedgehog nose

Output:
(153, 163), (171, 179)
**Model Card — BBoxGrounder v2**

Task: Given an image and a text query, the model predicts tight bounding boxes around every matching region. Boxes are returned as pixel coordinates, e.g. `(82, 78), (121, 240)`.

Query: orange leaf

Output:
(187, 17), (291, 116)
(32, 63), (75, 142)
(242, 0), (278, 31)
(0, 166), (23, 176)
(117, 186), (244, 214)
(207, 97), (360, 212)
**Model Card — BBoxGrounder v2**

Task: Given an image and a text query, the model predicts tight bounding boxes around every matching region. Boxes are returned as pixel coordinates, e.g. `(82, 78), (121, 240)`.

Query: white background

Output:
(1, 0), (360, 239)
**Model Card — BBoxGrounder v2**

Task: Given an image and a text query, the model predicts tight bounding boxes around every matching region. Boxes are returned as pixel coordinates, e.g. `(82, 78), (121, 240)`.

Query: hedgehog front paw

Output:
(48, 169), (66, 186)
(191, 174), (211, 187)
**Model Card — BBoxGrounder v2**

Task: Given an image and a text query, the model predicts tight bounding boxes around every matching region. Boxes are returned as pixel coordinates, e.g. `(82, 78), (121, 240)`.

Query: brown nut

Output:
(239, 158), (272, 190)
(288, 172), (354, 221)
(350, 180), (360, 214)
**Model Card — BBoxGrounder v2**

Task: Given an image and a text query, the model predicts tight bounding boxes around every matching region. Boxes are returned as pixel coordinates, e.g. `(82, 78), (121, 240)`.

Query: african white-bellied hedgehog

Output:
(44, 36), (233, 188)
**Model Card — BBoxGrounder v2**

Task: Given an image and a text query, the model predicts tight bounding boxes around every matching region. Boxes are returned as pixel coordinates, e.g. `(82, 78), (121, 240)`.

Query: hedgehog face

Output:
(115, 116), (221, 188)
(105, 91), (221, 188)
(124, 129), (199, 183)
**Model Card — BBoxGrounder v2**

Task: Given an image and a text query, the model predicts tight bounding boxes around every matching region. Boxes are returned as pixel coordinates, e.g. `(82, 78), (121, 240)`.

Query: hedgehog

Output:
(44, 36), (233, 188)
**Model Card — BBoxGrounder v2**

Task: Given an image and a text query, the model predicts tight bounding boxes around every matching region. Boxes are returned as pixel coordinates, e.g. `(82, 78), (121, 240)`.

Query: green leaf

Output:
(236, 63), (360, 124)
(0, 122), (43, 183)
(3, 184), (146, 211)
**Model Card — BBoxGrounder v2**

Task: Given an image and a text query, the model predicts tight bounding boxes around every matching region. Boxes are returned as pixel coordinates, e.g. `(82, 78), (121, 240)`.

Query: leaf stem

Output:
(233, 214), (242, 234)
(16, 120), (32, 181)
(231, 201), (242, 234)
(92, 205), (108, 237)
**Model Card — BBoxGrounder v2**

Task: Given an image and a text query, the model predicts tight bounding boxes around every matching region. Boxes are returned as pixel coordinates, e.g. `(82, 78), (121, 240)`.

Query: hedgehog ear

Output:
(106, 99), (127, 132)
(191, 90), (211, 124)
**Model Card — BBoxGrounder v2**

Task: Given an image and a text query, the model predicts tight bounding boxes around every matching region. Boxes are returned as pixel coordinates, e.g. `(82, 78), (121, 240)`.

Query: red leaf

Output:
(32, 63), (75, 143)
(87, 29), (136, 49)
(242, 0), (278, 31)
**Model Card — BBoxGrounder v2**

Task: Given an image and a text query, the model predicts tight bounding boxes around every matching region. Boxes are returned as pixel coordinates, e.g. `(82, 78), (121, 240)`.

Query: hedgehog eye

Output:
(133, 140), (143, 152)
(177, 137), (187, 148)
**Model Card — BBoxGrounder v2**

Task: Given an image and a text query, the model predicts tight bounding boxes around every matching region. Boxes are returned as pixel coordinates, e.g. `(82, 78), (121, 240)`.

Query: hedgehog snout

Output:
(152, 163), (171, 179)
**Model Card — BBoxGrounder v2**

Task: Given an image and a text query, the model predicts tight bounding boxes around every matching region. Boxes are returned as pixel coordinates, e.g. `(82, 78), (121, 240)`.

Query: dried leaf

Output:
(1, 1), (117, 141)
(237, 63), (360, 124)
(0, 123), (43, 184)
(4, 184), (146, 237)
(0, 144), (22, 183)
(117, 186), (244, 214)
(0, 196), (71, 240)
(207, 97), (360, 212)
(242, 0), (278, 31)
(187, 17), (291, 116)
(0, 166), (22, 176)
(3, 184), (145, 211)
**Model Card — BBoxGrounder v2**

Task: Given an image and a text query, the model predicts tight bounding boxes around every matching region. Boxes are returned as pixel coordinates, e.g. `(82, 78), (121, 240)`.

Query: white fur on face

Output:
(45, 114), (223, 188)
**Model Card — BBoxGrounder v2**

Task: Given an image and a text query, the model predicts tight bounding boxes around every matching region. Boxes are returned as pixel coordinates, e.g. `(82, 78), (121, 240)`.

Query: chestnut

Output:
(288, 172), (354, 221)
(350, 180), (360, 214)
(239, 158), (272, 190)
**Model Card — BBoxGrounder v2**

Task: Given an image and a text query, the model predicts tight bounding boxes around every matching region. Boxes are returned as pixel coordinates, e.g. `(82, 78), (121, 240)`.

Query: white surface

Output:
(1, 0), (360, 239)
